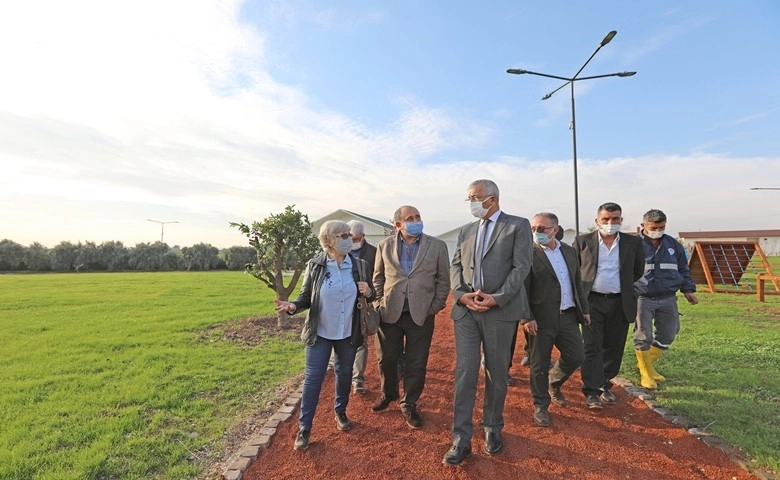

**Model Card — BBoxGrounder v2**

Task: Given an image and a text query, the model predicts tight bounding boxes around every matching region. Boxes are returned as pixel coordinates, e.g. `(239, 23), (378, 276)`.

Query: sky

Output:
(1, 0), (779, 249)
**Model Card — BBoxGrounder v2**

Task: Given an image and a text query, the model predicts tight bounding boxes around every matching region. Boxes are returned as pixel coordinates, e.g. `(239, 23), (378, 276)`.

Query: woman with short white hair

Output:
(275, 220), (375, 451)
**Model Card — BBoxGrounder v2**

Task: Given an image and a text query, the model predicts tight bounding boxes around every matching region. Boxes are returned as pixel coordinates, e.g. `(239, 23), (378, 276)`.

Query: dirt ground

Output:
(234, 302), (758, 480)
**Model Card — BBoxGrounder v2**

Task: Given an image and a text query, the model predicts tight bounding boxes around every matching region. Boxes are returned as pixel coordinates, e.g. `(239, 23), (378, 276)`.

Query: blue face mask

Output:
(533, 232), (551, 245)
(405, 221), (424, 237)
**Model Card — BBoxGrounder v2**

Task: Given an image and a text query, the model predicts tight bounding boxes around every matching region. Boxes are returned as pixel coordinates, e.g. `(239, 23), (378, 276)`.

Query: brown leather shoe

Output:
(549, 387), (568, 407)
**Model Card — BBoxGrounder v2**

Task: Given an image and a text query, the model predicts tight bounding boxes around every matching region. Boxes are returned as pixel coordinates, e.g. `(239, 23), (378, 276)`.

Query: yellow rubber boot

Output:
(634, 349), (657, 389)
(648, 346), (666, 382)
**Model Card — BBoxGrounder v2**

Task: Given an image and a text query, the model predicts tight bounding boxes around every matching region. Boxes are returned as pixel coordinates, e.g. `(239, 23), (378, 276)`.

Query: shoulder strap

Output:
(357, 258), (368, 282)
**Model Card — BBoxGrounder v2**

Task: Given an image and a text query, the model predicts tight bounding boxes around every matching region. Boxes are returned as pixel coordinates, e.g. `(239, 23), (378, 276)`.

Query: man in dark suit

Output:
(371, 206), (450, 430)
(572, 202), (644, 409)
(347, 220), (378, 394)
(443, 179), (533, 465)
(521, 212), (590, 427)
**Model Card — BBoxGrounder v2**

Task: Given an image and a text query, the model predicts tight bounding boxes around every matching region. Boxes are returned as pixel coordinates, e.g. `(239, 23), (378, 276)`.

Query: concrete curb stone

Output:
(221, 387), (303, 480)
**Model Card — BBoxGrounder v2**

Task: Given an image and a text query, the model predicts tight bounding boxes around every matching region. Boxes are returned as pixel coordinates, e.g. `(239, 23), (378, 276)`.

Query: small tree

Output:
(230, 205), (320, 327)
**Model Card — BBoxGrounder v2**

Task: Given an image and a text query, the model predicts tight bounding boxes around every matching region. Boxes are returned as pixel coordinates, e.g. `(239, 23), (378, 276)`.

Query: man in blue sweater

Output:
(633, 209), (698, 389)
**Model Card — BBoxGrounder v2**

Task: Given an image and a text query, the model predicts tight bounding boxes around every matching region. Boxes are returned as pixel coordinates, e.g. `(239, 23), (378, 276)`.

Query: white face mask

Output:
(335, 238), (353, 255)
(645, 230), (664, 239)
(598, 223), (621, 235)
(469, 196), (493, 218)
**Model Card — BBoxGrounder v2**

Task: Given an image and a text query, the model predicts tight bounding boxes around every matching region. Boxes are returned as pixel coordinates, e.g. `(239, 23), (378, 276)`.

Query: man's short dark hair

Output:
(643, 209), (667, 223)
(597, 202), (622, 215)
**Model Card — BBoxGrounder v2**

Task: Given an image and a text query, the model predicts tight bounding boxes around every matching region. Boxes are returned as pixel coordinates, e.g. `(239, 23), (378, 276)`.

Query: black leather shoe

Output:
(334, 411), (351, 431)
(402, 409), (423, 429)
(484, 432), (504, 455)
(371, 395), (397, 411)
(293, 428), (310, 451)
(586, 394), (603, 410)
(442, 444), (471, 465)
(600, 390), (617, 405)
(533, 406), (550, 427)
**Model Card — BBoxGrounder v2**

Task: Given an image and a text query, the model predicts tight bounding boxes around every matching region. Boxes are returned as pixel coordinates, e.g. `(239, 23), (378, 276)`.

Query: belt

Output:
(640, 293), (676, 300)
(590, 291), (620, 299)
(559, 307), (576, 315)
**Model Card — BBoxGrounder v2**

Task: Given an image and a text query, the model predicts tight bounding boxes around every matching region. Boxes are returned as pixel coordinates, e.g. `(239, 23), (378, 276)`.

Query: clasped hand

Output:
(460, 290), (496, 312)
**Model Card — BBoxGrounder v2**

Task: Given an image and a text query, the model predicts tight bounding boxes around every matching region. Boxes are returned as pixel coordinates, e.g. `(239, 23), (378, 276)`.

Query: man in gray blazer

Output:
(443, 179), (533, 465)
(521, 212), (590, 427)
(572, 202), (644, 409)
(371, 205), (450, 430)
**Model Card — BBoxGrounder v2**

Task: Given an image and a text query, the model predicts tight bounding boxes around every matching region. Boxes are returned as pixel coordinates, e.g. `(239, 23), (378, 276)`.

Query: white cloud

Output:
(1, 1), (778, 250)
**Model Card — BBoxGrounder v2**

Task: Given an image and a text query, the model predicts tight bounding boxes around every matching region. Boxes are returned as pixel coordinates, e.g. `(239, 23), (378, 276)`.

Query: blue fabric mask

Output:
(405, 221), (424, 237)
(533, 232), (551, 245)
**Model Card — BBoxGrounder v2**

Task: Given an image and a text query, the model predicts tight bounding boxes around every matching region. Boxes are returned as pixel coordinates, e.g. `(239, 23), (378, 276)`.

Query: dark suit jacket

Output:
(572, 231), (644, 322)
(374, 233), (450, 326)
(354, 241), (377, 280)
(451, 211), (533, 322)
(524, 242), (589, 325)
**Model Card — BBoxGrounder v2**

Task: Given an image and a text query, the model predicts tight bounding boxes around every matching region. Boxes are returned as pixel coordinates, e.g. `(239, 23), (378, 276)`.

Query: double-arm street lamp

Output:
(507, 30), (635, 235)
(147, 218), (179, 271)
(147, 218), (179, 244)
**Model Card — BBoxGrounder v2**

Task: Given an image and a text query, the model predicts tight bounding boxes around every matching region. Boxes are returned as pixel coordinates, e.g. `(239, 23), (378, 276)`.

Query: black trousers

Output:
(528, 308), (584, 407)
(581, 294), (630, 397)
(375, 312), (434, 412)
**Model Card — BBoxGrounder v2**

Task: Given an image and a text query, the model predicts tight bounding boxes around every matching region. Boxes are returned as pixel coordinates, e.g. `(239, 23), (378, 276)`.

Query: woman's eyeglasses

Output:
(336, 232), (353, 240)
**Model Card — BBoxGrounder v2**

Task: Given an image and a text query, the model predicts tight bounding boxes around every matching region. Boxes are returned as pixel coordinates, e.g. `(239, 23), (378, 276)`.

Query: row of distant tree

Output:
(0, 239), (261, 272)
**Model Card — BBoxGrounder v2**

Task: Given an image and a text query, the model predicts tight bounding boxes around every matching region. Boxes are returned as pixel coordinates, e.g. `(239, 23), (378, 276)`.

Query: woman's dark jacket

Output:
(291, 251), (376, 347)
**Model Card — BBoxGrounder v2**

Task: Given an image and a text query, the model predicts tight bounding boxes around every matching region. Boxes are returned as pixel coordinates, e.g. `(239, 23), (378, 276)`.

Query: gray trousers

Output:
(634, 295), (680, 350)
(451, 311), (518, 447)
(352, 339), (368, 385)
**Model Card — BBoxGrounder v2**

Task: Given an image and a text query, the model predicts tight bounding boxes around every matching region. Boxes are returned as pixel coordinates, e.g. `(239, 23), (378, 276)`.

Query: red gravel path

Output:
(242, 302), (755, 480)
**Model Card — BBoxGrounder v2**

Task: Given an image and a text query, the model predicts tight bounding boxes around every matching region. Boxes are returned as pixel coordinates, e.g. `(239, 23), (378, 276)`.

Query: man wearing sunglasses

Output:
(521, 212), (590, 427)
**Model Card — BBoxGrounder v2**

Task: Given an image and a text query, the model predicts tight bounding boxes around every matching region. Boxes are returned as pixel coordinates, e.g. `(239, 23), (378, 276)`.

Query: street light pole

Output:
(507, 30), (635, 236)
(147, 219), (179, 244)
(147, 219), (179, 270)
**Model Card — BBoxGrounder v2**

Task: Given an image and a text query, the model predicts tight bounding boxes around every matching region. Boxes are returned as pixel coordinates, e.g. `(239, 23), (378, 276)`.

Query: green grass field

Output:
(0, 272), (303, 480)
(2, 271), (779, 478)
(620, 290), (780, 473)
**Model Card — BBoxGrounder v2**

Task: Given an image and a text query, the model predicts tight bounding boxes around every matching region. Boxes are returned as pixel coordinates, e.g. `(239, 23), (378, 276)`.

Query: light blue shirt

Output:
(397, 232), (421, 275)
(316, 254), (357, 340)
(592, 233), (622, 294)
(541, 240), (576, 310)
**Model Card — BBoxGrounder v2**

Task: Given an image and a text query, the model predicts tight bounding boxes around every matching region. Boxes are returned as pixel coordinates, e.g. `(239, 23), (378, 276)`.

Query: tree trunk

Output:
(276, 310), (290, 329)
